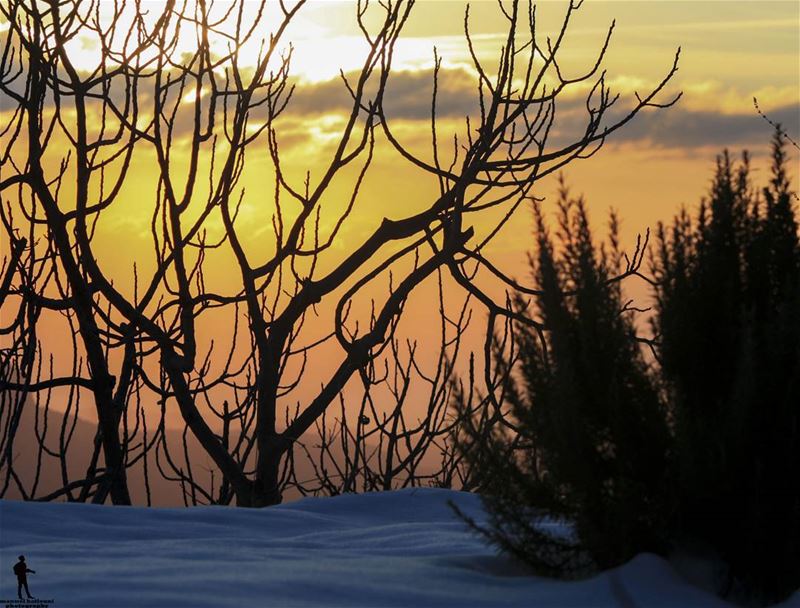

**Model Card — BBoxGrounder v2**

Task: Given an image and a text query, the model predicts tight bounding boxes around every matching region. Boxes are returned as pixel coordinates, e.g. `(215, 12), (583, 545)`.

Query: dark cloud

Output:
(609, 103), (800, 149)
(285, 68), (799, 152)
(4, 60), (794, 155)
(285, 67), (480, 120)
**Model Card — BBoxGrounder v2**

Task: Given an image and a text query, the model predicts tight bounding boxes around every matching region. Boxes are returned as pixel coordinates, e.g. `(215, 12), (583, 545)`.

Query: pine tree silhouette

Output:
(458, 132), (799, 604)
(457, 179), (670, 576)
(653, 130), (799, 603)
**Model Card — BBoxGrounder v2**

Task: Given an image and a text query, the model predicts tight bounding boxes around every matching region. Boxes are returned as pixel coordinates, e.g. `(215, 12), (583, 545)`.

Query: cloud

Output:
(4, 62), (794, 159)
(283, 68), (800, 152)
(609, 103), (800, 149)
(285, 67), (480, 120)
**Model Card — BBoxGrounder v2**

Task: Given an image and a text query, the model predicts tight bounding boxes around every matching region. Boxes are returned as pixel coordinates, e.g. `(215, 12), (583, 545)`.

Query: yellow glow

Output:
(182, 87), (209, 104)
(1, 0), (797, 426)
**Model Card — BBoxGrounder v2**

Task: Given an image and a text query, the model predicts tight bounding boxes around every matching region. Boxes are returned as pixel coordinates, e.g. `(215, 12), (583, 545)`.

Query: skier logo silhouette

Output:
(13, 555), (35, 600)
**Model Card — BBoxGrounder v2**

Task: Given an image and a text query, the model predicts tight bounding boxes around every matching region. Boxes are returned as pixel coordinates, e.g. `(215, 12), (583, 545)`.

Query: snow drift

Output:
(1, 488), (797, 607)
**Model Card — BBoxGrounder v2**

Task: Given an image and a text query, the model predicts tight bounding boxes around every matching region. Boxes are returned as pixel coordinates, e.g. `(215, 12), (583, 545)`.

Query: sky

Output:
(289, 0), (800, 230)
(18, 2), (791, 267)
(269, 0), (800, 356)
(3, 0), (796, 245)
(35, 0), (796, 272)
(1, 0), (799, 430)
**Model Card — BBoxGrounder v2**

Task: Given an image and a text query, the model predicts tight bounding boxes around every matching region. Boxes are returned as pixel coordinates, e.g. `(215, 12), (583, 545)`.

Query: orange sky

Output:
(30, 0), (796, 274)
(1, 0), (798, 430)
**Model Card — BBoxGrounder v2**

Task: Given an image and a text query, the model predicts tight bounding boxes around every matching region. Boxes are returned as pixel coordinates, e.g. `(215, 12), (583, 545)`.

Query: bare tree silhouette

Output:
(0, 0), (679, 506)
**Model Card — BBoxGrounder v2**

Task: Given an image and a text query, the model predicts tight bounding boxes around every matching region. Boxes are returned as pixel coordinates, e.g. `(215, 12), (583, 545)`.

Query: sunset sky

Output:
(1, 0), (798, 426)
(199, 0), (791, 339)
(20, 0), (795, 276)
(288, 0), (800, 236)
(279, 0), (800, 343)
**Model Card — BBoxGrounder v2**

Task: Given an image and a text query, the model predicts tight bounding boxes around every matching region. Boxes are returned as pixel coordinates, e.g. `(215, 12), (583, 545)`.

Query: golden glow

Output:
(1, 1), (797, 423)
(3, 0), (796, 259)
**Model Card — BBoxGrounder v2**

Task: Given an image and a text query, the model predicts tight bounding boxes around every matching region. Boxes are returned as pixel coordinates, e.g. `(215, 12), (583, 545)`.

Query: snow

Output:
(0, 488), (797, 607)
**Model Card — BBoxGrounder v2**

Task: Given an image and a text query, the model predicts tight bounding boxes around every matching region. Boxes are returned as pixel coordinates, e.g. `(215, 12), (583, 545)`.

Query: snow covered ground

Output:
(0, 488), (797, 607)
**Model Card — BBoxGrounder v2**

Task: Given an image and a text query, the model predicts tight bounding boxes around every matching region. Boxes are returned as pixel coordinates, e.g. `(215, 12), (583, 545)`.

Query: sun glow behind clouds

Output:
(49, 1), (450, 84)
(2, 0), (796, 429)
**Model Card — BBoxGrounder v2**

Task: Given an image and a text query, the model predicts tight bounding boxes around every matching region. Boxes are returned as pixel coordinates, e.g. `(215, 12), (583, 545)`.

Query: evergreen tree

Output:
(459, 180), (671, 575)
(653, 130), (800, 603)
(459, 133), (799, 604)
